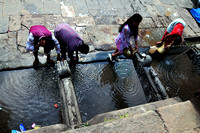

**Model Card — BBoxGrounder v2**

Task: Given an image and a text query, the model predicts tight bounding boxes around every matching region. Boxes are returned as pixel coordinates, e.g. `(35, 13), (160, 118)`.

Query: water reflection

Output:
(71, 60), (147, 122)
(152, 54), (200, 101)
(0, 68), (61, 132)
(100, 63), (128, 109)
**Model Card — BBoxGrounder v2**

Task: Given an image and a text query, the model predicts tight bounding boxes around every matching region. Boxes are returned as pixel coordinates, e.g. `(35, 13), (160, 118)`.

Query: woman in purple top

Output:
(109, 14), (143, 62)
(54, 23), (89, 63)
(26, 25), (61, 67)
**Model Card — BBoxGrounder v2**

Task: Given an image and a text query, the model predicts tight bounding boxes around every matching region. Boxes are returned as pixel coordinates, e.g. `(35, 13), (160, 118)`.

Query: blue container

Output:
(11, 130), (20, 133)
(19, 124), (26, 132)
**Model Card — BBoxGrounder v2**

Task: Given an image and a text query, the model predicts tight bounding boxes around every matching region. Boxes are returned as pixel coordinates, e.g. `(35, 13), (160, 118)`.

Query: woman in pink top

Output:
(109, 13), (143, 62)
(26, 25), (61, 68)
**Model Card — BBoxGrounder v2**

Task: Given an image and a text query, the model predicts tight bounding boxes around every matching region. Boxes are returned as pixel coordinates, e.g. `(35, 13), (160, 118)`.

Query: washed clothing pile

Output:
(190, 8), (200, 24)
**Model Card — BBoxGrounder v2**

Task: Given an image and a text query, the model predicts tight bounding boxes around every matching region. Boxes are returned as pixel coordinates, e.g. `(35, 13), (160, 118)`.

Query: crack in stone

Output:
(155, 110), (168, 132)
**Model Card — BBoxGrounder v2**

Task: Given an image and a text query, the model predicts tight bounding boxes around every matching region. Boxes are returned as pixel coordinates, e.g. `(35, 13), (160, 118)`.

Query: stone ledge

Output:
(158, 101), (200, 133)
(64, 111), (166, 133)
(87, 97), (181, 125)
(23, 124), (68, 133)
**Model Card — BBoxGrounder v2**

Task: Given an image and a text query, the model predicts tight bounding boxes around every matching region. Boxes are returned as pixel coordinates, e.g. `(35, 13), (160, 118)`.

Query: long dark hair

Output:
(119, 13), (142, 36)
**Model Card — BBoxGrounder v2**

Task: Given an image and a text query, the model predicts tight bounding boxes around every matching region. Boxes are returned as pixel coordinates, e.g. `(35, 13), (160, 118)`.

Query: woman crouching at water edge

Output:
(109, 13), (143, 62)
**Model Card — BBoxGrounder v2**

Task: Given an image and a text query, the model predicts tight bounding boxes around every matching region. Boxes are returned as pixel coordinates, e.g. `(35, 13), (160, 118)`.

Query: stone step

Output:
(24, 124), (68, 133)
(85, 97), (182, 126)
(63, 100), (200, 133)
(157, 100), (200, 133)
(67, 110), (166, 133)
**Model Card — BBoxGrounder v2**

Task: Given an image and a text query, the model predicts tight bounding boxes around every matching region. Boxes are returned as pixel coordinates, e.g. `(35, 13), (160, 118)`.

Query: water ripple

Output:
(71, 60), (147, 122)
(0, 68), (61, 132)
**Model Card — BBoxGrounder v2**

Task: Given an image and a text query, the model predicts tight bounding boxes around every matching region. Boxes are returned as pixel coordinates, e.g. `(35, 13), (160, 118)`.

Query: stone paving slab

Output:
(0, 16), (8, 33)
(24, 124), (68, 133)
(87, 97), (181, 125)
(86, 25), (118, 51)
(64, 111), (166, 133)
(0, 0), (199, 70)
(158, 101), (200, 133)
(3, 0), (21, 16)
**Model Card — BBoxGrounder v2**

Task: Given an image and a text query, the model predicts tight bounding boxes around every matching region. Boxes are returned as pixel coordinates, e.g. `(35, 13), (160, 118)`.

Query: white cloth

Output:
(167, 18), (186, 33)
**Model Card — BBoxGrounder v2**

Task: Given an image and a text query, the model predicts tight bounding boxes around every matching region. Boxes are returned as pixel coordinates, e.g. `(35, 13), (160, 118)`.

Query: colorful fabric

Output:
(26, 25), (60, 54)
(115, 24), (138, 54)
(167, 18), (186, 33)
(29, 25), (52, 37)
(161, 30), (168, 41)
(161, 23), (184, 41)
(171, 23), (184, 36)
(161, 18), (185, 43)
(54, 23), (83, 59)
(190, 8), (200, 23)
(162, 23), (184, 47)
(26, 33), (35, 52)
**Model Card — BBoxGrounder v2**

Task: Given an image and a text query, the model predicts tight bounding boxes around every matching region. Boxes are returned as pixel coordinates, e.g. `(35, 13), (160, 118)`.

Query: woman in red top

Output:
(157, 18), (186, 49)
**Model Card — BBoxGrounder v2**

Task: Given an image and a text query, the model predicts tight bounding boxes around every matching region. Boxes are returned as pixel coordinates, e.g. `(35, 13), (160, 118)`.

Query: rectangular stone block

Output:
(140, 0), (154, 6)
(0, 16), (9, 33)
(9, 16), (21, 31)
(139, 17), (155, 28)
(94, 16), (116, 25)
(74, 16), (95, 26)
(146, 5), (161, 17)
(17, 30), (29, 47)
(22, 0), (43, 14)
(86, 25), (118, 50)
(3, 0), (21, 16)
(85, 0), (100, 10)
(160, 0), (177, 5)
(158, 101), (200, 133)
(175, 0), (194, 8)
(67, 111), (166, 133)
(43, 0), (61, 15)
(155, 5), (167, 16)
(63, 0), (73, 6)
(152, 16), (163, 28)
(21, 14), (46, 28)
(73, 0), (89, 15)
(60, 3), (75, 17)
(0, 3), (3, 17)
(109, 0), (123, 9)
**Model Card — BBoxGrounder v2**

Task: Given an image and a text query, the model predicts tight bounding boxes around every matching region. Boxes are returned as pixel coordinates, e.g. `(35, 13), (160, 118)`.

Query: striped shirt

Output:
(54, 24), (83, 58)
